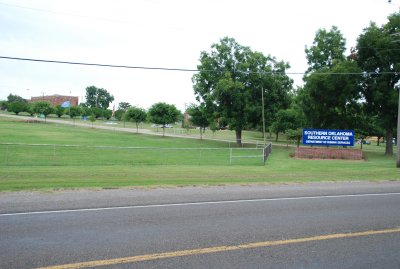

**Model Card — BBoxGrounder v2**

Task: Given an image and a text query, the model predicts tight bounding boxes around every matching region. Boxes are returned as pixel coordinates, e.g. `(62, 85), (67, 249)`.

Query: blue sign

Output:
(61, 101), (71, 108)
(302, 129), (354, 146)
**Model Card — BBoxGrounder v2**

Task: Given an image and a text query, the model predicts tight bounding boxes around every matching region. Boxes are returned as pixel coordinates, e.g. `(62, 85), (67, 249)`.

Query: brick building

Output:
(30, 95), (79, 106)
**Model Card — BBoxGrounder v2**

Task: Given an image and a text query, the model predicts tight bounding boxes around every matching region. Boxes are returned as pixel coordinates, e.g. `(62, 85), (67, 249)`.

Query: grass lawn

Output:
(0, 116), (398, 191)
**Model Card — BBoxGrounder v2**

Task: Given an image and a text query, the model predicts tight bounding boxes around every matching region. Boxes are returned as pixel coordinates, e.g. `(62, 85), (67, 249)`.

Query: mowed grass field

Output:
(0, 116), (399, 191)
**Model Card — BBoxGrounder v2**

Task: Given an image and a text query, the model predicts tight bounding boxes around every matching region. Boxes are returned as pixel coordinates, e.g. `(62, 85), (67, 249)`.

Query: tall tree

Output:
(192, 37), (292, 146)
(300, 61), (362, 129)
(301, 26), (362, 130)
(148, 102), (180, 137)
(114, 102), (131, 121)
(118, 102), (131, 111)
(356, 13), (400, 156)
(7, 94), (27, 104)
(124, 106), (147, 132)
(85, 86), (114, 109)
(305, 26), (346, 73)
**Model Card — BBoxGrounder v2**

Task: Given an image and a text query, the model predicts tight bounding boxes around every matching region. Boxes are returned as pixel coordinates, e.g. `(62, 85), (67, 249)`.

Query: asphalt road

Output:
(1, 182), (400, 269)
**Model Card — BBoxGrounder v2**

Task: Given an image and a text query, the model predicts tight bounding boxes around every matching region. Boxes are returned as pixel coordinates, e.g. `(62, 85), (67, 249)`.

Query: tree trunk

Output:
(275, 131), (279, 142)
(385, 129), (393, 156)
(199, 128), (202, 139)
(136, 123), (139, 133)
(377, 136), (380, 146)
(235, 129), (242, 147)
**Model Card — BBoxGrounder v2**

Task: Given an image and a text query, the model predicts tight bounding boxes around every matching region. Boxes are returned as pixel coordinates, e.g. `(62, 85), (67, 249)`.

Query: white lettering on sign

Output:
(303, 129), (354, 146)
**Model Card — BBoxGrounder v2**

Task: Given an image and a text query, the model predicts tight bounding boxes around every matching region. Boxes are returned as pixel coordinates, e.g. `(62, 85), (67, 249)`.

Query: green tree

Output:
(68, 106), (81, 120)
(300, 61), (362, 129)
(118, 102), (131, 110)
(356, 13), (400, 156)
(84, 86), (114, 109)
(54, 105), (65, 118)
(305, 26), (346, 73)
(103, 109), (112, 120)
(114, 109), (125, 121)
(187, 104), (209, 139)
(192, 37), (292, 146)
(113, 102), (131, 121)
(301, 26), (362, 130)
(31, 101), (54, 121)
(6, 93), (27, 115)
(8, 101), (26, 115)
(0, 100), (7, 110)
(271, 108), (305, 141)
(78, 105), (90, 118)
(89, 114), (96, 127)
(25, 103), (34, 116)
(351, 107), (386, 149)
(124, 106), (147, 132)
(286, 128), (303, 148)
(7, 94), (27, 104)
(148, 102), (180, 136)
(90, 107), (104, 119)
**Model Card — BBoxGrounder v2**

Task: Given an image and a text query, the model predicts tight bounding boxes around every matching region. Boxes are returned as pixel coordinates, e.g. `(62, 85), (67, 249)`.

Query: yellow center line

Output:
(36, 227), (400, 269)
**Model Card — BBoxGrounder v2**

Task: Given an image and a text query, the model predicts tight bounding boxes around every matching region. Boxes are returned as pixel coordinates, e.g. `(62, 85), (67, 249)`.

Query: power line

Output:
(0, 55), (398, 76)
(0, 56), (199, 72)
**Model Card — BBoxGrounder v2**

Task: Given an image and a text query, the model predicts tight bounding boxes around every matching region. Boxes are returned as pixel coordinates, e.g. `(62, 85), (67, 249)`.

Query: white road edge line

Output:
(1, 192), (400, 217)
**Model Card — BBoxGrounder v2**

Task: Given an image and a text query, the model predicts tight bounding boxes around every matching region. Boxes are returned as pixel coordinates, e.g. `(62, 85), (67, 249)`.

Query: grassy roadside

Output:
(1, 150), (397, 191)
(0, 115), (398, 191)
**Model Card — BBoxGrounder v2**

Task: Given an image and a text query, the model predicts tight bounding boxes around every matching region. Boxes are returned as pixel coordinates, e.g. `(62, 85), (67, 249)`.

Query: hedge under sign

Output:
(302, 129), (354, 146)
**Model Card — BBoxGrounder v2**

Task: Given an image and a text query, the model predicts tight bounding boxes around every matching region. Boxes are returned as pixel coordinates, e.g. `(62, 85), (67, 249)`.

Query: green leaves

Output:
(301, 25), (363, 130)
(192, 37), (292, 145)
(85, 86), (114, 109)
(305, 26), (346, 72)
(124, 106), (147, 132)
(148, 102), (180, 136)
(7, 101), (26, 115)
(187, 104), (208, 129)
(356, 13), (400, 155)
(31, 101), (54, 118)
(68, 106), (81, 119)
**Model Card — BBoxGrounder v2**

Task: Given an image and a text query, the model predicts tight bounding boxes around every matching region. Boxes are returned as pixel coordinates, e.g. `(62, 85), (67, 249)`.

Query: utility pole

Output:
(259, 72), (266, 145)
(395, 78), (400, 167)
(261, 84), (266, 145)
(397, 86), (400, 167)
(391, 32), (400, 167)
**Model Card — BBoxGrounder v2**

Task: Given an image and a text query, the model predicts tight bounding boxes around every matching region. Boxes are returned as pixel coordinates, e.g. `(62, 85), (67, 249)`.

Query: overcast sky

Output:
(0, 0), (398, 111)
